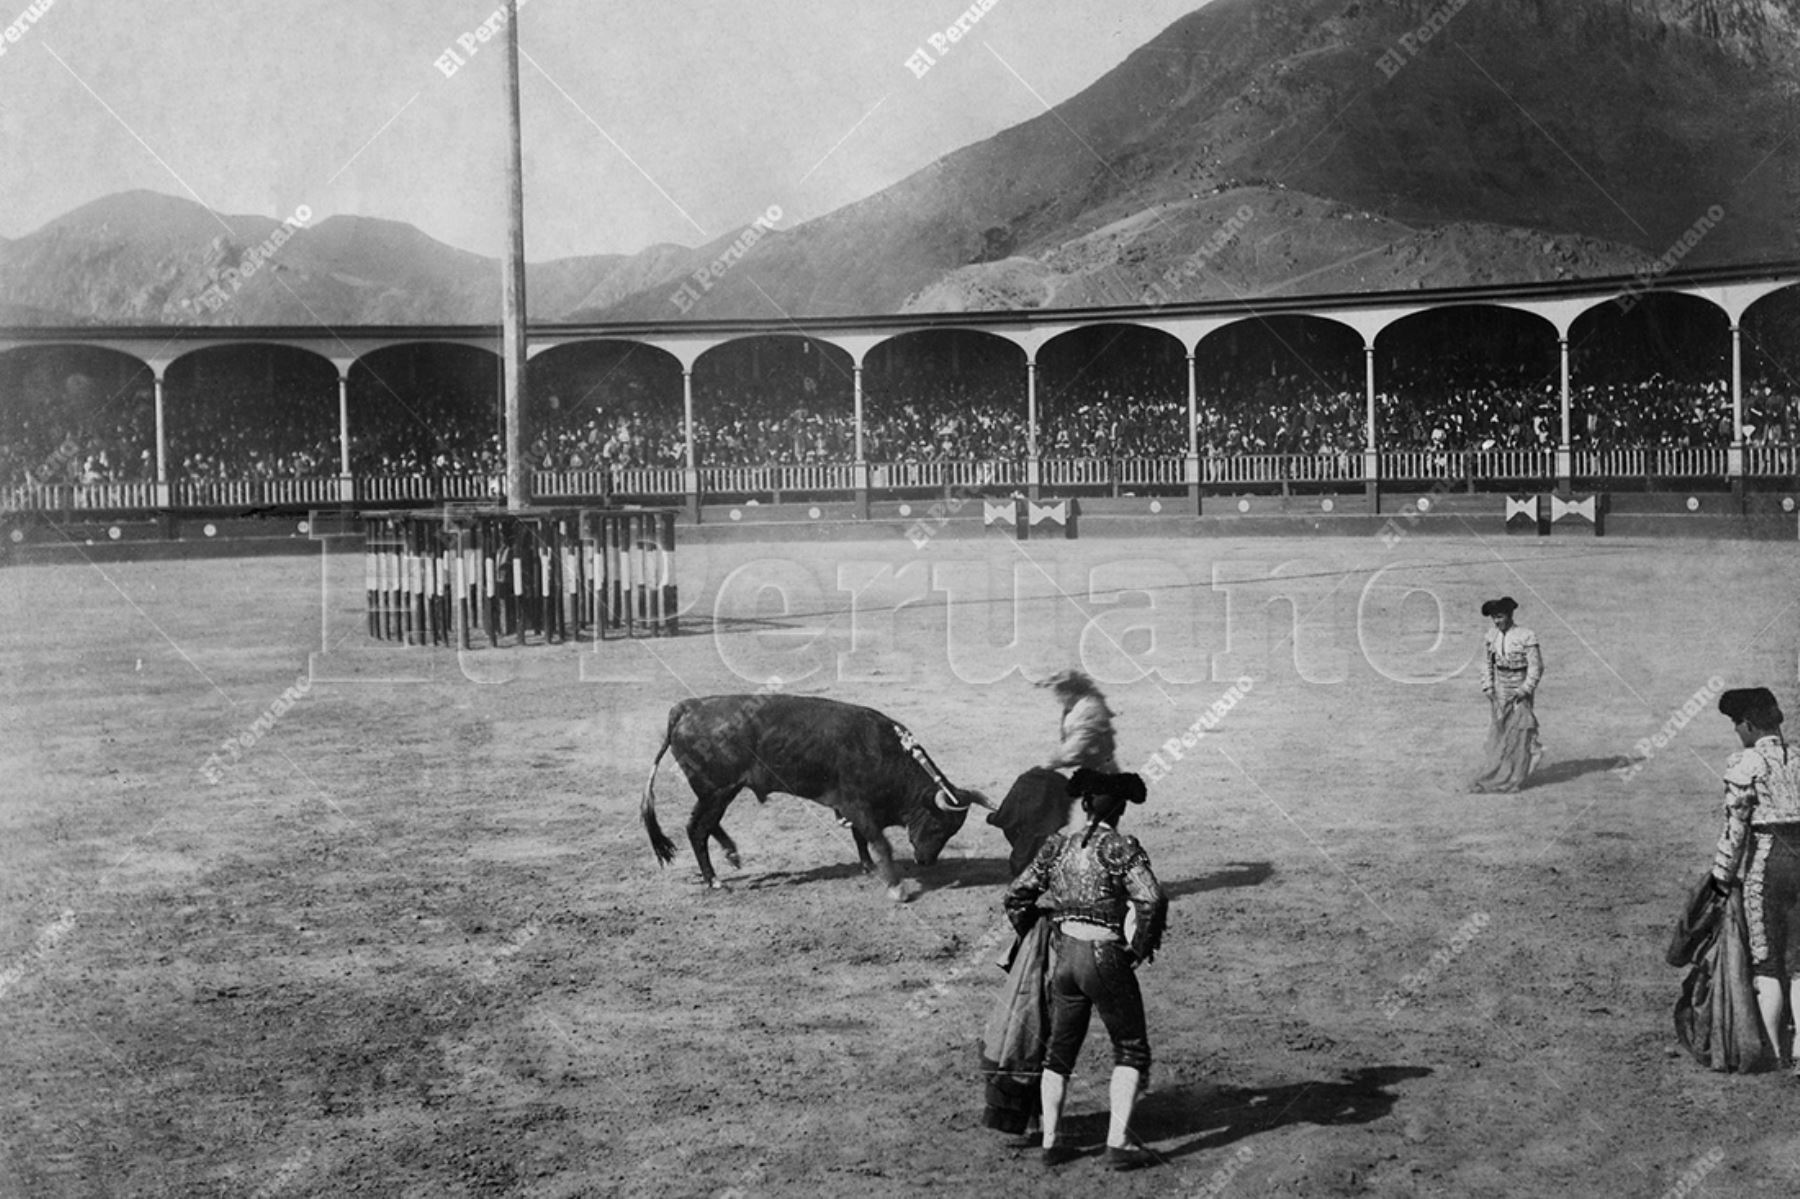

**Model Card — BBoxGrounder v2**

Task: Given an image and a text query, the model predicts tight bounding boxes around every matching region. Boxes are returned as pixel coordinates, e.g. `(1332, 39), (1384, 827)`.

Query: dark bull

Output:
(641, 694), (994, 901)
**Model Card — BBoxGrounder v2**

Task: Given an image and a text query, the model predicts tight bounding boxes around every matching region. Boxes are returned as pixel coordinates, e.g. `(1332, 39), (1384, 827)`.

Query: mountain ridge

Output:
(2, 0), (1794, 326)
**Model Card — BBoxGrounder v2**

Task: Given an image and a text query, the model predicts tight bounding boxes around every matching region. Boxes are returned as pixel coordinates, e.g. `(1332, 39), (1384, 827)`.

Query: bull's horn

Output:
(935, 789), (968, 812)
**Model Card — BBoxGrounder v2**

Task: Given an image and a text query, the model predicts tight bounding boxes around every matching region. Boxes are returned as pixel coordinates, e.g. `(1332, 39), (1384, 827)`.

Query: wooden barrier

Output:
(362, 507), (678, 647)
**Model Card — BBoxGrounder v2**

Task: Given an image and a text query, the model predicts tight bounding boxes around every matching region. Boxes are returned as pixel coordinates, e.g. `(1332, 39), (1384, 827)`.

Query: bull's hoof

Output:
(887, 882), (918, 904)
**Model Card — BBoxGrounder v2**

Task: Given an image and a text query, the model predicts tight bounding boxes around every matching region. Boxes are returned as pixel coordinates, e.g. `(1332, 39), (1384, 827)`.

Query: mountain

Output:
(2, 0), (1795, 326)
(0, 191), (699, 326)
(581, 0), (1800, 318)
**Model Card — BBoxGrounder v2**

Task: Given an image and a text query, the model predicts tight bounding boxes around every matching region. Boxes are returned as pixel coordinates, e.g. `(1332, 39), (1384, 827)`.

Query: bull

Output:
(641, 694), (994, 900)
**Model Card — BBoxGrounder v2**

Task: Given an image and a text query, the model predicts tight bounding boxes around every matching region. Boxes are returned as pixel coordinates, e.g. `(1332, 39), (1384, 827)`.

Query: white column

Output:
(152, 366), (170, 507)
(853, 364), (865, 462)
(336, 369), (354, 502)
(1731, 323), (1744, 446)
(1363, 345), (1377, 453)
(682, 369), (696, 471)
(1026, 359), (1038, 451)
(1558, 337), (1571, 450)
(337, 370), (352, 477)
(1186, 353), (1198, 457)
(1729, 322), (1744, 487)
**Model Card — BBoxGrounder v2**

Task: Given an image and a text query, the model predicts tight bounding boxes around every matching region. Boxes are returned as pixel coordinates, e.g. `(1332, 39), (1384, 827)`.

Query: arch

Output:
(161, 343), (341, 480)
(526, 339), (685, 470)
(1374, 305), (1561, 451)
(860, 329), (1030, 462)
(348, 342), (503, 474)
(1567, 292), (1731, 448)
(1740, 282), (1800, 443)
(1035, 323), (1188, 456)
(0, 344), (158, 485)
(691, 334), (858, 467)
(1193, 315), (1364, 455)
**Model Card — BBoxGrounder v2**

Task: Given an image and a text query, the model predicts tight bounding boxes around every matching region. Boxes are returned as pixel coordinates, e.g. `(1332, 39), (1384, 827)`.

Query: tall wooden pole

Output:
(503, 0), (530, 510)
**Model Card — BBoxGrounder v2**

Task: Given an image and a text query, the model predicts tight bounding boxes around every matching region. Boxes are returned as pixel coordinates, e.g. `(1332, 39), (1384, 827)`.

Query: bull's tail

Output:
(642, 708), (683, 865)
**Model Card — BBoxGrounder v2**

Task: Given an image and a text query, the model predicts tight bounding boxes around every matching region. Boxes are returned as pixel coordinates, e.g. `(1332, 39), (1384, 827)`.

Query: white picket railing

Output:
(700, 463), (856, 494)
(1383, 449), (1554, 482)
(1746, 444), (1798, 476)
(610, 467), (686, 496)
(533, 469), (614, 498)
(1203, 453), (1366, 484)
(1654, 446), (1728, 477)
(1572, 447), (1728, 478)
(357, 475), (502, 503)
(1118, 457), (1187, 486)
(3, 446), (1795, 517)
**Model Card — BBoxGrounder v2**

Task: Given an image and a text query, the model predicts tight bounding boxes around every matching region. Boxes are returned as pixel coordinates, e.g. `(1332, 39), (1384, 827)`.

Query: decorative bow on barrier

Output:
(1551, 494), (1597, 523)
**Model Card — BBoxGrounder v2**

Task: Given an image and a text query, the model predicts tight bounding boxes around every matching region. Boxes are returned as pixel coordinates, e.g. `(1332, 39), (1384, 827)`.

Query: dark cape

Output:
(987, 767), (1070, 878)
(978, 918), (1053, 1133)
(1671, 873), (1779, 1074)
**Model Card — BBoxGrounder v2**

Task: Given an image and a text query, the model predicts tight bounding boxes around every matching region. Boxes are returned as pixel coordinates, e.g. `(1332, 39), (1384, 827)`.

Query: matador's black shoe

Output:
(1041, 1143), (1082, 1168)
(1106, 1144), (1157, 1171)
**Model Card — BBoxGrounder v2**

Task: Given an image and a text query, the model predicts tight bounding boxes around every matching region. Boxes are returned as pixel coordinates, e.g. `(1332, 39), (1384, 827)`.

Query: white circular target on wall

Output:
(898, 503), (912, 517)
(1784, 498), (1796, 513)
(108, 526), (122, 540)
(203, 523), (218, 537)
(1321, 498), (1335, 513)
(1236, 499), (1250, 513)
(8, 529), (23, 543)
(1686, 497), (1700, 511)
(730, 509), (743, 522)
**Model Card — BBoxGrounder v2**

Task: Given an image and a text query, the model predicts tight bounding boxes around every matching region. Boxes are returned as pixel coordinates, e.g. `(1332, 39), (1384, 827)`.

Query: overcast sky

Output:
(0, 0), (1213, 260)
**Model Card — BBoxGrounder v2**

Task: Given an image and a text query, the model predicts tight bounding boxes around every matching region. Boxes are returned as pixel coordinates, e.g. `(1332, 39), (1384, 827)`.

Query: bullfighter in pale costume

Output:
(1472, 596), (1545, 792)
(1042, 669), (1120, 775)
(1708, 687), (1800, 1068)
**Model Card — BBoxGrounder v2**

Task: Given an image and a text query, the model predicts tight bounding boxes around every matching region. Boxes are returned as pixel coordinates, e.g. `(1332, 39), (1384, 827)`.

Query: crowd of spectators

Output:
(6, 347), (1799, 488)
(0, 362), (156, 488)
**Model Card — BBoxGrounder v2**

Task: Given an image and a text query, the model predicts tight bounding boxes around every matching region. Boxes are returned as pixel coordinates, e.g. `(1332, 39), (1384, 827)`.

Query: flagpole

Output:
(502, 0), (530, 510)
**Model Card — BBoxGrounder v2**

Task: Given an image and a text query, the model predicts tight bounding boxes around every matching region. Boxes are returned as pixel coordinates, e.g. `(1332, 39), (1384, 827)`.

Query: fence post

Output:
(683, 465), (701, 523)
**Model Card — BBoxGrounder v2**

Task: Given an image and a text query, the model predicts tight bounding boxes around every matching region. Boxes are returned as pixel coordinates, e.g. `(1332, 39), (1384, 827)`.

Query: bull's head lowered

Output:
(894, 722), (994, 865)
(906, 784), (994, 865)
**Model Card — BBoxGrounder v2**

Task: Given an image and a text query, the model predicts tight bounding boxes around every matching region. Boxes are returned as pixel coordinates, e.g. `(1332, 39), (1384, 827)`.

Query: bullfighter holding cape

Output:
(981, 673), (1168, 1171)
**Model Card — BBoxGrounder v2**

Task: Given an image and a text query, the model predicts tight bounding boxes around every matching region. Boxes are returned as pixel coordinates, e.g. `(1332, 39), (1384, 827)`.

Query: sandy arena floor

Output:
(2, 531), (1799, 1197)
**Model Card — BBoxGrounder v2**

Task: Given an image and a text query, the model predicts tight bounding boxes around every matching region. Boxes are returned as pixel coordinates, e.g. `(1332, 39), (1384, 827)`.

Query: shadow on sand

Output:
(1165, 861), (1275, 900)
(1057, 1065), (1432, 1160)
(1521, 755), (1630, 791)
(739, 857), (1278, 897)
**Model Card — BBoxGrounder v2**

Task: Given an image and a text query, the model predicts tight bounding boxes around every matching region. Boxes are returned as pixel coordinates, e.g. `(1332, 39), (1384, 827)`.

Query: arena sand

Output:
(2, 533), (1798, 1197)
